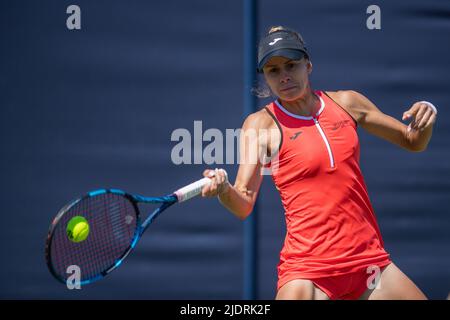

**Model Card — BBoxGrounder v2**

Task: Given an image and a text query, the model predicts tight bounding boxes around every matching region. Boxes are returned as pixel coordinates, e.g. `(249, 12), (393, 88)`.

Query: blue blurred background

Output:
(0, 0), (449, 299)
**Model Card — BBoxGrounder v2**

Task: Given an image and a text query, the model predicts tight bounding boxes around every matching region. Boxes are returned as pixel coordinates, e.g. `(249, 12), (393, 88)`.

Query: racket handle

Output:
(174, 169), (228, 202)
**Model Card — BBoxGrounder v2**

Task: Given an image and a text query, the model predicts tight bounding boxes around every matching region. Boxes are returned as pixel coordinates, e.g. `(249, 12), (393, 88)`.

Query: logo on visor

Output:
(269, 38), (283, 45)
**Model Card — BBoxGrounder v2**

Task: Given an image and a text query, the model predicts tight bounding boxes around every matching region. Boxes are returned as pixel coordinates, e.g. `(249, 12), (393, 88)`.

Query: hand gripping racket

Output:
(45, 169), (228, 285)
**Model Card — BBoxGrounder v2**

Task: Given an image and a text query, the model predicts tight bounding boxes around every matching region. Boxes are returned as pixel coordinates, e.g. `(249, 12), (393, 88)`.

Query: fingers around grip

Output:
(201, 168), (229, 197)
(203, 169), (215, 178)
(414, 105), (427, 124)
(411, 102), (423, 114)
(402, 112), (412, 121)
(404, 103), (420, 120)
(417, 109), (432, 130)
(425, 112), (437, 128)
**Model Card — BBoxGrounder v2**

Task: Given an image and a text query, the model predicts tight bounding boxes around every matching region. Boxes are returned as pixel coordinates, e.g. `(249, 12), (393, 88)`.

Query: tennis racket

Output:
(45, 169), (227, 285)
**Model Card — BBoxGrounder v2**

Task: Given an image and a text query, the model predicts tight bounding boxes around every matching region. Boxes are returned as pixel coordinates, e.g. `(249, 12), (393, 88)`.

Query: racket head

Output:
(45, 189), (141, 285)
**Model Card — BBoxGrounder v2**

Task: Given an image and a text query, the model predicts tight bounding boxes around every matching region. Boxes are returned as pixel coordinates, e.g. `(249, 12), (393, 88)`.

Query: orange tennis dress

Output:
(264, 90), (391, 299)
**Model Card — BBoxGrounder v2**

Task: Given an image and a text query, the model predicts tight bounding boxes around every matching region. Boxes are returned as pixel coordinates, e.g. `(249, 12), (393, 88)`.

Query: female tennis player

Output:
(201, 26), (437, 300)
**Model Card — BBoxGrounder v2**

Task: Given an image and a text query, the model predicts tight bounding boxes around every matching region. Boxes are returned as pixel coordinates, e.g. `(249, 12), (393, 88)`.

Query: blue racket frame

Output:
(45, 188), (178, 286)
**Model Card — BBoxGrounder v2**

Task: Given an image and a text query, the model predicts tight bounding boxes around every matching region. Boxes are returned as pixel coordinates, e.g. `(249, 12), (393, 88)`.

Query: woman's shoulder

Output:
(323, 90), (366, 123)
(242, 105), (277, 130)
(323, 89), (358, 106)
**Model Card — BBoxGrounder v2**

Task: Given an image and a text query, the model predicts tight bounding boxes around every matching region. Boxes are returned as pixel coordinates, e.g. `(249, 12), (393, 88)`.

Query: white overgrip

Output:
(174, 169), (228, 202)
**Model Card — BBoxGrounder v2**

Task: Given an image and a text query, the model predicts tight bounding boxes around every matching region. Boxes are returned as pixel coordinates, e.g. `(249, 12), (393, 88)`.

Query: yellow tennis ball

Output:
(67, 216), (90, 243)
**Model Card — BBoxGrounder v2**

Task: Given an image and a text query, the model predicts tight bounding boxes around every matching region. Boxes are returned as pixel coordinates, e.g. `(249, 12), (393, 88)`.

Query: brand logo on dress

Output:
(290, 131), (303, 140)
(332, 120), (351, 130)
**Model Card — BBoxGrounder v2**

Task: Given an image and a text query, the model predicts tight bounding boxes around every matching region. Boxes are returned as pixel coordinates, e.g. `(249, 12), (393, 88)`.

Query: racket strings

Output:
(50, 193), (137, 282)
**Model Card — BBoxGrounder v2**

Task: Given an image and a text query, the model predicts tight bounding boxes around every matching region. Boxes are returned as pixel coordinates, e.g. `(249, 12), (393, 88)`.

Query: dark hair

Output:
(252, 78), (273, 99)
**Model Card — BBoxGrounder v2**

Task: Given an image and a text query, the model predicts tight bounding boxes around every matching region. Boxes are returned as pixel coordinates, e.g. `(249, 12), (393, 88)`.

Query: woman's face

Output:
(262, 56), (312, 101)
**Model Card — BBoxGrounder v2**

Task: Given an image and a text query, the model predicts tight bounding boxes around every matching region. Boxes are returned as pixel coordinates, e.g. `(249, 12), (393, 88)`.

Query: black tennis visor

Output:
(257, 30), (309, 73)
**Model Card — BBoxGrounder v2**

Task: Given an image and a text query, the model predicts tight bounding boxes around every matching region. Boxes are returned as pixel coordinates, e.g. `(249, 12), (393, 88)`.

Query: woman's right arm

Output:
(201, 111), (272, 220)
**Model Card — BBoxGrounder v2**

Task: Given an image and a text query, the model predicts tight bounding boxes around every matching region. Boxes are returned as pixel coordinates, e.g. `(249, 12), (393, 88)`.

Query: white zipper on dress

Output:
(313, 117), (335, 168)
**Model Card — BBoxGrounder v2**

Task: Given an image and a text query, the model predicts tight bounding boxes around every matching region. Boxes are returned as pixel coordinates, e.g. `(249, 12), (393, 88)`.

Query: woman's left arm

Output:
(337, 90), (437, 152)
